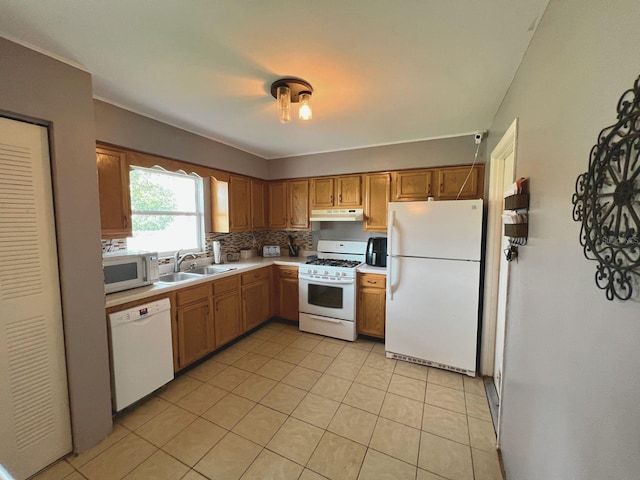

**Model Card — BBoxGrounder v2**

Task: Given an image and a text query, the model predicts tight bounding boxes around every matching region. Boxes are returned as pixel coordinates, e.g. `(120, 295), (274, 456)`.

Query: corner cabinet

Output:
(229, 175), (251, 231)
(250, 179), (268, 229)
(175, 284), (214, 369)
(364, 173), (391, 232)
(357, 273), (386, 339)
(268, 181), (288, 229)
(96, 146), (132, 238)
(288, 179), (310, 230)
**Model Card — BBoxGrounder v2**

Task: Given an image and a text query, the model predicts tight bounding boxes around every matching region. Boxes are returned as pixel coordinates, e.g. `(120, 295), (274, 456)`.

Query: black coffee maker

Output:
(366, 237), (387, 267)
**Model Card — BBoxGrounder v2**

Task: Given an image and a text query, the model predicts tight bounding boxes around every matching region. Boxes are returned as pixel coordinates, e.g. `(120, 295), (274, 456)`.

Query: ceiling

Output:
(0, 1), (549, 159)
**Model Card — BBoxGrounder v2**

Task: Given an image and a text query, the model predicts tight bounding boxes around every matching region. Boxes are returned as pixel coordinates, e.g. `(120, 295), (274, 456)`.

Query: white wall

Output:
(487, 1), (640, 478)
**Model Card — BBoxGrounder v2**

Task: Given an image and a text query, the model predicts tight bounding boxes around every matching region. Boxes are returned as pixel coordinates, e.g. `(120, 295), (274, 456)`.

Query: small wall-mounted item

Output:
(504, 193), (529, 243)
(572, 75), (640, 301)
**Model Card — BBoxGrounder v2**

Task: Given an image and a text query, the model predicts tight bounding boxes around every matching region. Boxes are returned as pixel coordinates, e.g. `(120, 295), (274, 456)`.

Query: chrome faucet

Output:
(174, 250), (198, 273)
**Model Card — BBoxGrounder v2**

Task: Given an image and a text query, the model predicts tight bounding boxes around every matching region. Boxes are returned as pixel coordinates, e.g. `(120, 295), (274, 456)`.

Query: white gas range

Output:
(298, 240), (367, 341)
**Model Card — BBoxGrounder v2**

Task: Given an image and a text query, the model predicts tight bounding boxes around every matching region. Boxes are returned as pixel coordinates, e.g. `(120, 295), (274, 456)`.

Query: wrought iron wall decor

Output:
(572, 75), (640, 301)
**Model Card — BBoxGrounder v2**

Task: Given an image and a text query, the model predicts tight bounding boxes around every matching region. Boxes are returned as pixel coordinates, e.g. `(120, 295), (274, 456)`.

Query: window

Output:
(127, 166), (204, 256)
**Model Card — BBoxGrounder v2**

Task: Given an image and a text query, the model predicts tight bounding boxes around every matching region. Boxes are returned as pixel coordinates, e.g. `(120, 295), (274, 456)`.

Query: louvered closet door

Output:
(0, 117), (72, 479)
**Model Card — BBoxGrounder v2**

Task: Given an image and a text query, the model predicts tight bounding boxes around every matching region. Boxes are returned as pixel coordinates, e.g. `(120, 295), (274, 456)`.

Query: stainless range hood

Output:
(310, 208), (364, 222)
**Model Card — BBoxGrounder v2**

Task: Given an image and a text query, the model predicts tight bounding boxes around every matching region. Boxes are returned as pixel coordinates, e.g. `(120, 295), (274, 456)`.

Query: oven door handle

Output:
(299, 277), (355, 286)
(307, 314), (344, 324)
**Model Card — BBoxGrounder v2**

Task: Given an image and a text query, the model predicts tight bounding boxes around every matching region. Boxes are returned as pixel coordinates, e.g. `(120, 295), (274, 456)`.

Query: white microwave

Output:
(103, 251), (160, 294)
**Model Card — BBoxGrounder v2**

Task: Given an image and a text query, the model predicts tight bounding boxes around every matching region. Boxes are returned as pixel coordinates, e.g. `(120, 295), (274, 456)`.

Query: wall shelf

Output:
(503, 192), (529, 248)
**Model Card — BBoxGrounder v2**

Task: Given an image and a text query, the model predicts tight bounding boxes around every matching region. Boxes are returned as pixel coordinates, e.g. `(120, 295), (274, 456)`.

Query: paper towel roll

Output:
(213, 241), (222, 264)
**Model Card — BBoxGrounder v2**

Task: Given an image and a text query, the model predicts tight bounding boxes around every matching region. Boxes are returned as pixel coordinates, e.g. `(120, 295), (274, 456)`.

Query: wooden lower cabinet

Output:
(241, 267), (271, 331)
(357, 273), (386, 339)
(275, 266), (299, 322)
(213, 276), (241, 347)
(176, 298), (214, 369)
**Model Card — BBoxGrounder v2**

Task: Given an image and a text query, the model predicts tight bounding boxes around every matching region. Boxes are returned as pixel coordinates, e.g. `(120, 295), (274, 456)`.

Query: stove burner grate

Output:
(305, 259), (361, 268)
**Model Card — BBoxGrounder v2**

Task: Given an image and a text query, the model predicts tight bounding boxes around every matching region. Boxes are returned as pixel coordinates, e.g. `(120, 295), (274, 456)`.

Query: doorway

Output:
(481, 119), (517, 444)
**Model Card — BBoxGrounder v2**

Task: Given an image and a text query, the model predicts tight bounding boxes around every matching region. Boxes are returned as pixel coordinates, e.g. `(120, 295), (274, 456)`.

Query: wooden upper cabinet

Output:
(392, 169), (433, 201)
(96, 146), (132, 238)
(436, 165), (485, 200)
(364, 173), (391, 232)
(310, 177), (334, 208)
(268, 181), (288, 229)
(288, 179), (310, 230)
(250, 179), (267, 230)
(310, 175), (362, 208)
(336, 175), (362, 207)
(229, 175), (250, 231)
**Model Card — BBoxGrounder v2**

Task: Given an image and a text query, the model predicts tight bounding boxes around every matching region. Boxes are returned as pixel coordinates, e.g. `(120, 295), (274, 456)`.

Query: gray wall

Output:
(94, 100), (268, 178)
(267, 136), (484, 179)
(1, 38), (112, 452)
(486, 1), (640, 478)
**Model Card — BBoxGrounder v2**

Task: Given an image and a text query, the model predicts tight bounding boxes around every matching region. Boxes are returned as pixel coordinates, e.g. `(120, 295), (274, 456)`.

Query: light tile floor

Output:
(33, 321), (504, 480)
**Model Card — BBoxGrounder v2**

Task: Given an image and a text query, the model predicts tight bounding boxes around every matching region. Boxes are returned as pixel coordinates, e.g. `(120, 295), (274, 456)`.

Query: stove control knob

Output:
(313, 269), (318, 274)
(324, 270), (329, 275)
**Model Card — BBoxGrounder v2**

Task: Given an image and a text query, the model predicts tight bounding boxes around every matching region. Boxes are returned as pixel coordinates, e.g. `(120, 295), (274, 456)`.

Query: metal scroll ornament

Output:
(572, 76), (640, 301)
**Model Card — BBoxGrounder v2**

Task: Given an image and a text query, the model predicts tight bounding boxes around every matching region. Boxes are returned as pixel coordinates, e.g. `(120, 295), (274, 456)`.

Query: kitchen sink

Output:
(157, 272), (203, 283)
(187, 266), (235, 275)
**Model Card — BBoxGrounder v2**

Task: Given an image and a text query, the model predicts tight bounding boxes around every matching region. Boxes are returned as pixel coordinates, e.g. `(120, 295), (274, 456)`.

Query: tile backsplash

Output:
(101, 231), (314, 258)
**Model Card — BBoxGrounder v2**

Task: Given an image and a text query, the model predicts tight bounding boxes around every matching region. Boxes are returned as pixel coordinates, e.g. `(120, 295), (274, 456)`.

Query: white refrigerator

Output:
(385, 199), (483, 376)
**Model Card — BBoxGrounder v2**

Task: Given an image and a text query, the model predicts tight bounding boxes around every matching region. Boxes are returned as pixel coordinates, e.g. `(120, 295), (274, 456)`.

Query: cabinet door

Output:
(214, 290), (241, 348)
(392, 170), (433, 201)
(242, 280), (271, 331)
(268, 181), (288, 229)
(364, 173), (390, 232)
(278, 267), (299, 322)
(177, 300), (213, 369)
(310, 177), (334, 208)
(436, 165), (483, 200)
(96, 147), (132, 238)
(336, 175), (362, 207)
(250, 179), (267, 229)
(288, 179), (310, 230)
(357, 287), (386, 338)
(229, 175), (251, 231)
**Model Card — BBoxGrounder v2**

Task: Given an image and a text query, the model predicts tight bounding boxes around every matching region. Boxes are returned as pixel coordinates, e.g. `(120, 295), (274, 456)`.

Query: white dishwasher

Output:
(108, 298), (174, 411)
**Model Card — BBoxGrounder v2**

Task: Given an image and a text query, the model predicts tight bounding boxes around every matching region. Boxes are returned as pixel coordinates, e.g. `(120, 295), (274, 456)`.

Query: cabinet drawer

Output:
(213, 275), (239, 295)
(359, 274), (386, 289)
(278, 267), (298, 279)
(241, 267), (270, 285)
(176, 284), (210, 306)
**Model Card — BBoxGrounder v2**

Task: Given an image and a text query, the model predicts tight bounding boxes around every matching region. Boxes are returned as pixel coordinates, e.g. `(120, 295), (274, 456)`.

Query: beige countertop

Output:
(357, 265), (387, 275)
(105, 256), (310, 309)
(106, 255), (387, 309)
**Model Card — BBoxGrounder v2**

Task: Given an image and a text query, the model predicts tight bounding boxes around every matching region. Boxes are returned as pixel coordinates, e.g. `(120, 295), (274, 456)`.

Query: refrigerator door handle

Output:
(388, 210), (395, 300)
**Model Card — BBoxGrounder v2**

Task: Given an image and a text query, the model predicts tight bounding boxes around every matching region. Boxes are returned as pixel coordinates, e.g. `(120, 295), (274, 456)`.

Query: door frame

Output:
(480, 118), (518, 444)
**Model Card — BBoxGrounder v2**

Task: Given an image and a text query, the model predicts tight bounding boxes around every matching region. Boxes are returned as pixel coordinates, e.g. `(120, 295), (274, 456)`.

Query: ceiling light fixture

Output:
(270, 77), (313, 123)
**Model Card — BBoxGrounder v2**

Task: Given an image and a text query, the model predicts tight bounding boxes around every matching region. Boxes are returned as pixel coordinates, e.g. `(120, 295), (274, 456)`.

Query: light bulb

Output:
(299, 92), (312, 120)
(277, 86), (291, 123)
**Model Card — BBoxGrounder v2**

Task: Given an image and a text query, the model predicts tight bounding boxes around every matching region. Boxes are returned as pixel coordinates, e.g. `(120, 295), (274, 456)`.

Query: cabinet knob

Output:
(440, 183), (444, 192)
(339, 194), (342, 202)
(123, 216), (128, 228)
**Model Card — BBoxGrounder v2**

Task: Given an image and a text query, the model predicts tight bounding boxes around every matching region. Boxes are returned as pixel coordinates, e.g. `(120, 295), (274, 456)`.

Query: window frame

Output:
(128, 165), (205, 257)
